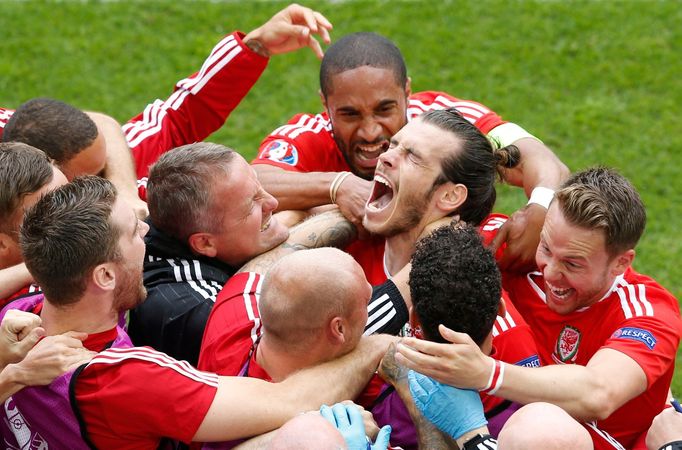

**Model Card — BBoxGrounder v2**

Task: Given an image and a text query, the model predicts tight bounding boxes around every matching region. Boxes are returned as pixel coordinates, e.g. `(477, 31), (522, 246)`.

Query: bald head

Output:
(268, 413), (347, 450)
(259, 248), (370, 351)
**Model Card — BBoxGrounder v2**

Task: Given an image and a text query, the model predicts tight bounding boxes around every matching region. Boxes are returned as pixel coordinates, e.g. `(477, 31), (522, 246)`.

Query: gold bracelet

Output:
(329, 171), (352, 204)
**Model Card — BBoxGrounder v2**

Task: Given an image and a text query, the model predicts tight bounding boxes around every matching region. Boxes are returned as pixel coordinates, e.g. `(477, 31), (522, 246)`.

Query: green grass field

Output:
(2, 1), (681, 393)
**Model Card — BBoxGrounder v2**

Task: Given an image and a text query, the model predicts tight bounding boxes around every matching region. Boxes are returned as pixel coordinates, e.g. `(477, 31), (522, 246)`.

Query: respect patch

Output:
(611, 327), (657, 350)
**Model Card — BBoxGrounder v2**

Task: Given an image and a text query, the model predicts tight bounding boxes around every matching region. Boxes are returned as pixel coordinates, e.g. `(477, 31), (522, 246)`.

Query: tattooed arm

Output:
(378, 344), (458, 450)
(238, 209), (356, 274)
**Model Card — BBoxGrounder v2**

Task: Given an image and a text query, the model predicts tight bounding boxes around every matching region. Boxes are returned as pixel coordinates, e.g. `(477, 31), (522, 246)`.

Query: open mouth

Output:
(354, 141), (390, 168)
(366, 174), (394, 212)
(546, 282), (573, 300)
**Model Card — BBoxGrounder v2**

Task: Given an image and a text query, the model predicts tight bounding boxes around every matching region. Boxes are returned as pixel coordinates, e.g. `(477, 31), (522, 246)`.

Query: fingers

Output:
(64, 349), (96, 371)
(3, 309), (42, 339)
(374, 425), (392, 449)
(331, 403), (351, 428)
(319, 404), (336, 425)
(345, 402), (364, 427)
(11, 326), (45, 359)
(63, 330), (89, 342)
(488, 221), (509, 254)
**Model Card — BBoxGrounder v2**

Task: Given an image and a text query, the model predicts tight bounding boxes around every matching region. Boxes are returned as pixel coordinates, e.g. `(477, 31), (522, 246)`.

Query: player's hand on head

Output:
(244, 3), (332, 59)
(490, 203), (545, 273)
(394, 327), (492, 390)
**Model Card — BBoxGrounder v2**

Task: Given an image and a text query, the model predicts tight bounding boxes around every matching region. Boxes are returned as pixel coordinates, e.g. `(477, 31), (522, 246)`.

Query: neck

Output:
(384, 226), (425, 277)
(39, 294), (119, 336)
(257, 335), (325, 382)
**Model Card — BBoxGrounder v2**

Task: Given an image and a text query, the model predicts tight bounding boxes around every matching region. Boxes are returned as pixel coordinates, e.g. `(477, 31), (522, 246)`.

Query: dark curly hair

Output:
(409, 225), (501, 345)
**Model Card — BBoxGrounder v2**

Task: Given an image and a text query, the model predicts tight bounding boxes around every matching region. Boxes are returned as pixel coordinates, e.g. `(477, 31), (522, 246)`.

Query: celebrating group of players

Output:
(0, 3), (680, 450)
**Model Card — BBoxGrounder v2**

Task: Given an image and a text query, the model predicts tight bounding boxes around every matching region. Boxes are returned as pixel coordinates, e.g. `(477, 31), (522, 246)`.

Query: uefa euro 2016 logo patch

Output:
(554, 325), (581, 363)
(612, 327), (657, 350)
(259, 140), (298, 166)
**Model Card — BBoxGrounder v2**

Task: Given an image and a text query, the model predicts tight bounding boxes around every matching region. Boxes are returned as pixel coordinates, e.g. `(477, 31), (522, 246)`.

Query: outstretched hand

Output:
(245, 3), (333, 59)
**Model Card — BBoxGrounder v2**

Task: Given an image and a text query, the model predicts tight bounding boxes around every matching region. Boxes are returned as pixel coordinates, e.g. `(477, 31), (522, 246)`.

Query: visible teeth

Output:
(358, 144), (384, 153)
(373, 174), (390, 187)
(547, 282), (571, 299)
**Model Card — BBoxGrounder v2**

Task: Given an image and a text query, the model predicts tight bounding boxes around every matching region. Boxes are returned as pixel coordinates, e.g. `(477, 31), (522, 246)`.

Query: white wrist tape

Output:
(527, 186), (555, 209)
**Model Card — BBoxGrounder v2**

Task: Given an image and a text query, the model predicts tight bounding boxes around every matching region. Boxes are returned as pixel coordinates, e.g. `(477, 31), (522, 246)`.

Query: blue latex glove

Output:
(320, 403), (391, 450)
(408, 370), (487, 440)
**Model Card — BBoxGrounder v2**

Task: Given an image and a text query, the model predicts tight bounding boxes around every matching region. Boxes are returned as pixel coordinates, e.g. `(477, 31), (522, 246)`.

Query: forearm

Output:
(0, 264), (33, 299)
(198, 335), (392, 441)
(232, 430), (276, 450)
(502, 137), (569, 196)
(498, 362), (625, 421)
(0, 364), (26, 402)
(238, 209), (356, 273)
(87, 112), (138, 197)
(393, 381), (457, 449)
(254, 165), (337, 211)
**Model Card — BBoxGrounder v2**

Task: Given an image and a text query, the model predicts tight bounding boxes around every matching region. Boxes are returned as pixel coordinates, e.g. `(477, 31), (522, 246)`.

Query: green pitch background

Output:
(2, 0), (681, 393)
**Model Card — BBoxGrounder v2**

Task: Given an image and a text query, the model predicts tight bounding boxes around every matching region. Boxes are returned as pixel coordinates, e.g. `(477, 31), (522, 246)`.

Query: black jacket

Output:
(128, 222), (236, 366)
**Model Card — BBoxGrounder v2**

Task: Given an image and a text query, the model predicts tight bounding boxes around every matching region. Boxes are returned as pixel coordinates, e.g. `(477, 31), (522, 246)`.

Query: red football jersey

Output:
(252, 91), (506, 172)
(505, 267), (682, 448)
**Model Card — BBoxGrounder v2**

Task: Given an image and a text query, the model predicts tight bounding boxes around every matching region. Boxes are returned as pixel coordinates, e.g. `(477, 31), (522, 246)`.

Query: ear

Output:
(92, 263), (116, 292)
(188, 232), (217, 258)
(405, 76), (412, 97)
(497, 295), (508, 317)
(611, 249), (635, 276)
(328, 317), (346, 345)
(434, 183), (467, 215)
(0, 232), (14, 255)
(408, 305), (420, 329)
(319, 89), (327, 111)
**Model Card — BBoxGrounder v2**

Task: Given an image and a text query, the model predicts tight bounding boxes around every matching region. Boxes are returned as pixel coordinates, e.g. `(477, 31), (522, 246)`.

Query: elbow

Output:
(576, 389), (620, 421)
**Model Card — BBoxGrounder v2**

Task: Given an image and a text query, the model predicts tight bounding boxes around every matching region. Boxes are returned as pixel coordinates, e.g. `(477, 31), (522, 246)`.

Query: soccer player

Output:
(396, 167), (682, 449)
(252, 31), (568, 270)
(0, 176), (393, 449)
(129, 143), (356, 365)
(0, 143), (67, 305)
(0, 3), (333, 208)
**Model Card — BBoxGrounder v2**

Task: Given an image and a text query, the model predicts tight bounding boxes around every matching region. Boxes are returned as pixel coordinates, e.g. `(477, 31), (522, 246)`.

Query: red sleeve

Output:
(478, 213), (508, 261)
(123, 32), (269, 195)
(75, 347), (218, 448)
(0, 108), (13, 138)
(198, 272), (263, 375)
(252, 112), (347, 173)
(603, 286), (682, 388)
(491, 292), (540, 368)
(406, 91), (506, 135)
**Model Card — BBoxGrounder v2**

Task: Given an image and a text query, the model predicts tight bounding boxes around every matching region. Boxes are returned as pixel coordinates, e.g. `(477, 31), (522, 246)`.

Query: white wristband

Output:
(527, 186), (555, 209)
(330, 171), (351, 204)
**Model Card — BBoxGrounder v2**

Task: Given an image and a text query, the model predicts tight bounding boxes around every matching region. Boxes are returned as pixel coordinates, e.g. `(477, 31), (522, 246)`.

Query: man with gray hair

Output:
(129, 142), (355, 365)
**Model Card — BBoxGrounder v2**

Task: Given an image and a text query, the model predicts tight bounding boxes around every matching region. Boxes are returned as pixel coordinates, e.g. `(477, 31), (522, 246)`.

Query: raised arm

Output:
(490, 131), (570, 272)
(87, 112), (149, 219)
